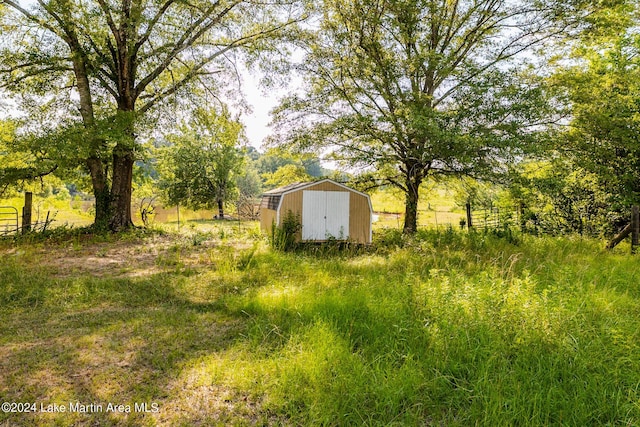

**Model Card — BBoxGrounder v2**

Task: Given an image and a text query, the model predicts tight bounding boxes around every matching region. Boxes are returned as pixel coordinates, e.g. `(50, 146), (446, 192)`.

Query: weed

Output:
(236, 243), (259, 271)
(269, 211), (301, 252)
(156, 243), (184, 268)
(191, 231), (212, 246)
(1, 231), (639, 426)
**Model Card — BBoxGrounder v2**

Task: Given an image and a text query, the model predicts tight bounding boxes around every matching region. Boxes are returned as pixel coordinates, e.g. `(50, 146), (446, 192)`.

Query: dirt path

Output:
(2, 234), (222, 278)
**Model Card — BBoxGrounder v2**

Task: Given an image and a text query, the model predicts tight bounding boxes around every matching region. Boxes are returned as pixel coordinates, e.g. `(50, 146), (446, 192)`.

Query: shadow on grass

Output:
(0, 265), (252, 426)
(1, 236), (639, 426)
(214, 248), (640, 426)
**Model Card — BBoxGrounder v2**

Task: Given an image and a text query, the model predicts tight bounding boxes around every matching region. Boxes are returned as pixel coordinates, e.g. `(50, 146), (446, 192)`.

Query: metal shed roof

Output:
(262, 182), (311, 195)
(261, 179), (372, 199)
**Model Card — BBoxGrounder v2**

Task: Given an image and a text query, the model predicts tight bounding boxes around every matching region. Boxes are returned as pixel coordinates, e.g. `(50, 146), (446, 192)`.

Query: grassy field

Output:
(370, 186), (466, 229)
(1, 224), (639, 426)
(0, 196), (95, 230)
(0, 195), (225, 233)
(2, 183), (464, 233)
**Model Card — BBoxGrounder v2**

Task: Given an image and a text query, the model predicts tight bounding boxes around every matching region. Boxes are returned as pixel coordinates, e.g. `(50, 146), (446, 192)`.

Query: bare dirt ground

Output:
(0, 229), (268, 426)
(1, 233), (227, 279)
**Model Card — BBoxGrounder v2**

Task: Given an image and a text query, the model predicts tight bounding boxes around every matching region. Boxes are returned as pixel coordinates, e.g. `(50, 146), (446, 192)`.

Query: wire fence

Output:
(0, 206), (55, 237)
(469, 207), (521, 230)
(374, 206), (522, 231)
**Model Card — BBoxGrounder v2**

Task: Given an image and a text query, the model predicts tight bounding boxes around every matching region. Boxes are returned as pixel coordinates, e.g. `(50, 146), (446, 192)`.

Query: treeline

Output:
(1, 110), (333, 220)
(0, 0), (638, 236)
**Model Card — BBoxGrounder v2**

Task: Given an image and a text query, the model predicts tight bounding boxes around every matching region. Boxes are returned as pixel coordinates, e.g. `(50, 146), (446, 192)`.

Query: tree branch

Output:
(134, 0), (241, 98)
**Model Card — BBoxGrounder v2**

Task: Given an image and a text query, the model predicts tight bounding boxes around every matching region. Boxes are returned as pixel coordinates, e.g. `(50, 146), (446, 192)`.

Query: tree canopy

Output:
(1, 0), (638, 237)
(550, 1), (640, 209)
(157, 107), (245, 218)
(0, 0), (303, 230)
(271, 0), (568, 233)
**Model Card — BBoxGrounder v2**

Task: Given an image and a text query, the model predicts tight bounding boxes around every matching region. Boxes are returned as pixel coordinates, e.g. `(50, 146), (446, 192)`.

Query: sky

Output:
(239, 72), (281, 151)
(1, 0), (295, 153)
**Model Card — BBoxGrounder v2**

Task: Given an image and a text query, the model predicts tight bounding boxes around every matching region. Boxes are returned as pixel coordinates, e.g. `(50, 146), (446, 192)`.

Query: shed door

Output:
(325, 191), (350, 239)
(302, 191), (326, 240)
(302, 191), (350, 240)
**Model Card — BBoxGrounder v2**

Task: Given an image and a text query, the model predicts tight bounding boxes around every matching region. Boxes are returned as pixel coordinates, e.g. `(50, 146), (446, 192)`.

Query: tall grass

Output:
(1, 229), (639, 425)
(218, 231), (639, 425)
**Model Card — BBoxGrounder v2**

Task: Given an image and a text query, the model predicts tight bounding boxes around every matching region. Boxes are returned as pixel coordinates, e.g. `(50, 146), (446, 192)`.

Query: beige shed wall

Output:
(348, 191), (372, 244)
(259, 208), (277, 234)
(276, 181), (371, 244)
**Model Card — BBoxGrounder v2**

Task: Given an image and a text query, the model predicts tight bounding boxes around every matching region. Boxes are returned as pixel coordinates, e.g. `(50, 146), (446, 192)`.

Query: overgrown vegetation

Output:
(268, 210), (301, 252)
(1, 228), (638, 426)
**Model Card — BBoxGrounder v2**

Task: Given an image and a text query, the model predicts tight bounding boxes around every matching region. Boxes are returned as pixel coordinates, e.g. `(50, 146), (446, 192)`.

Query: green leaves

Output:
(1, 0), (305, 228)
(273, 0), (559, 232)
(157, 106), (246, 211)
(551, 11), (640, 207)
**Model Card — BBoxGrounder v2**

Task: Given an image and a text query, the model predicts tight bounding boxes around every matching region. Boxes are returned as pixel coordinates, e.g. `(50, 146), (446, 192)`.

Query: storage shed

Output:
(260, 179), (373, 244)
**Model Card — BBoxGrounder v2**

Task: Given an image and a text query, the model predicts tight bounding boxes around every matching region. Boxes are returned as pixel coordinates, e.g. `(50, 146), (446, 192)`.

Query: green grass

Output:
(1, 194), (241, 233)
(0, 196), (95, 229)
(370, 185), (465, 229)
(1, 228), (639, 425)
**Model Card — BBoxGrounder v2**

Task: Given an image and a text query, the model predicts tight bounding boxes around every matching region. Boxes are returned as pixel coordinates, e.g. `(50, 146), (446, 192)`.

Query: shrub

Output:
(269, 210), (301, 251)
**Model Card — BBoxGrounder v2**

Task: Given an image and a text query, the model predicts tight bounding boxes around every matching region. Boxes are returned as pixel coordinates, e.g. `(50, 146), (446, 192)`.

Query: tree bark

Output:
(70, 52), (113, 230)
(403, 170), (422, 234)
(108, 144), (135, 230)
(217, 199), (224, 219)
(86, 156), (110, 228)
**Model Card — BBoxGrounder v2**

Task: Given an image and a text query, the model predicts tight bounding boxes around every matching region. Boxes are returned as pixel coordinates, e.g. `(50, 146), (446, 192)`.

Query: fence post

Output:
(22, 192), (32, 233)
(176, 203), (180, 232)
(632, 205), (639, 254)
(466, 202), (472, 229)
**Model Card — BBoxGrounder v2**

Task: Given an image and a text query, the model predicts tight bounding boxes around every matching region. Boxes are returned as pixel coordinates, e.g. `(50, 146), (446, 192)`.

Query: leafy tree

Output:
(235, 159), (262, 219)
(157, 107), (245, 219)
(508, 160), (615, 236)
(551, 24), (640, 210)
(0, 119), (61, 194)
(451, 177), (498, 212)
(0, 0), (303, 230)
(262, 163), (311, 188)
(271, 0), (565, 233)
(532, 0), (639, 238)
(256, 148), (326, 179)
(236, 160), (262, 199)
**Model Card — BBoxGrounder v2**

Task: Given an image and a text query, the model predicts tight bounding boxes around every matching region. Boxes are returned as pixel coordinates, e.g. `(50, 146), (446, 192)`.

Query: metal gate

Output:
(0, 206), (19, 236)
(471, 208), (501, 229)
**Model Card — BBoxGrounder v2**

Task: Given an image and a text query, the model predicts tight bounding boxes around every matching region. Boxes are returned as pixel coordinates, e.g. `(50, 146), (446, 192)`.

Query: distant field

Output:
(0, 227), (638, 426)
(0, 196), (94, 229)
(3, 186), (467, 233)
(0, 195), (223, 232)
(370, 186), (465, 228)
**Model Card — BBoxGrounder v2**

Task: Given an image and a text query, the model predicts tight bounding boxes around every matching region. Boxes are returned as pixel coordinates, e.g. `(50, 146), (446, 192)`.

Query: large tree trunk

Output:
(108, 144), (135, 231)
(403, 171), (423, 234)
(71, 53), (114, 230)
(217, 199), (224, 219)
(105, 73), (137, 230)
(86, 156), (110, 229)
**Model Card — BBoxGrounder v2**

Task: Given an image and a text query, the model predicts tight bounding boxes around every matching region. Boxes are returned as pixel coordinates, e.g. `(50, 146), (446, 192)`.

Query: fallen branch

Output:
(606, 223), (631, 250)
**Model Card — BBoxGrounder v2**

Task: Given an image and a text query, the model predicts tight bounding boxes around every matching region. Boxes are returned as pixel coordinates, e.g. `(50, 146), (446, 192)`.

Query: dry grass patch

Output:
(1, 228), (639, 425)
